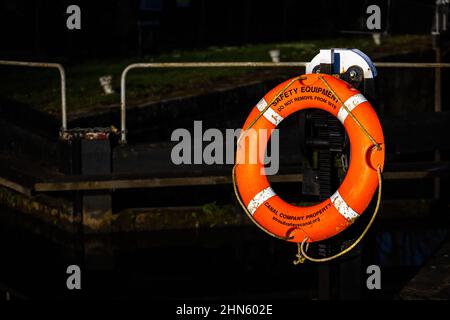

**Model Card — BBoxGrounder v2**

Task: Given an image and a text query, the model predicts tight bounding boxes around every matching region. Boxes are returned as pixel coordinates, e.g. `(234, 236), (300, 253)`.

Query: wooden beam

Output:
(382, 171), (429, 180)
(400, 238), (450, 300)
(34, 173), (303, 192)
(35, 176), (231, 192)
(0, 176), (32, 196)
(34, 169), (435, 192)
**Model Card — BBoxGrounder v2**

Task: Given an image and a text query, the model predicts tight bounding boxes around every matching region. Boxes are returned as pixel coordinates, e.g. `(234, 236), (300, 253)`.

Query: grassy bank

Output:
(0, 35), (432, 117)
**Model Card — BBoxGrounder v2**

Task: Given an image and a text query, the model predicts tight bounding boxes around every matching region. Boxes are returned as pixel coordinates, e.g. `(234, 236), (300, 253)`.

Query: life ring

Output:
(234, 74), (384, 243)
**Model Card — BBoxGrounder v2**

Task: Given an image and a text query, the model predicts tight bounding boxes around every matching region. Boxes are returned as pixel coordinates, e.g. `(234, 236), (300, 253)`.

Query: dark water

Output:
(0, 206), (447, 300)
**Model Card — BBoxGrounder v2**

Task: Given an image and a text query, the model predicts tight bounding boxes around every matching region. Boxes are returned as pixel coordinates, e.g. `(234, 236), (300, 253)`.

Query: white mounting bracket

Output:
(306, 48), (377, 79)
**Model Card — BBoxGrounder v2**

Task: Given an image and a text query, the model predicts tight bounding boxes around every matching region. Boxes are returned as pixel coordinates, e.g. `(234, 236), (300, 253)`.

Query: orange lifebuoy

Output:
(234, 74), (384, 243)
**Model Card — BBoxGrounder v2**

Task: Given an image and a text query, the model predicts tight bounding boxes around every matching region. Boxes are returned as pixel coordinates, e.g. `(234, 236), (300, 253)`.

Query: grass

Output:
(0, 34), (432, 117)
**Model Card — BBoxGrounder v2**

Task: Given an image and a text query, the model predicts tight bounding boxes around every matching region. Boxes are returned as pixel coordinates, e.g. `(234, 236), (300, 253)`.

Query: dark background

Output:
(0, 0), (436, 60)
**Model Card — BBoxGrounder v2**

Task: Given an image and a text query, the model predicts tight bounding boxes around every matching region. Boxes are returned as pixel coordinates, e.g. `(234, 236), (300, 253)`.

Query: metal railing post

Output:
(119, 62), (309, 143)
(434, 48), (442, 200)
(0, 60), (67, 132)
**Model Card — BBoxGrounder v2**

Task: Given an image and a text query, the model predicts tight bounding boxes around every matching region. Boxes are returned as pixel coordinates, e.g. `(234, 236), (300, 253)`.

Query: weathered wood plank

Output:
(34, 173), (304, 192)
(0, 176), (32, 196)
(34, 169), (437, 192)
(400, 239), (450, 300)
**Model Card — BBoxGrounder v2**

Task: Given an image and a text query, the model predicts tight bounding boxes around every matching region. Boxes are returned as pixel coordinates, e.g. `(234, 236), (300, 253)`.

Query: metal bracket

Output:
(306, 48), (377, 101)
(306, 48), (377, 79)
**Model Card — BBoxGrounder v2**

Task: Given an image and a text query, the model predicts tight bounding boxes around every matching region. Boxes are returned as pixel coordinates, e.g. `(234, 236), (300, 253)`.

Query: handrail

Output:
(375, 62), (450, 68)
(2, 60), (450, 142)
(0, 60), (67, 131)
(120, 61), (450, 143)
(120, 62), (312, 143)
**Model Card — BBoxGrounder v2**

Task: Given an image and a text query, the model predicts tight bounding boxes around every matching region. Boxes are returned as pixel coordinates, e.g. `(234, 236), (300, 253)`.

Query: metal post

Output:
(0, 60), (67, 131)
(434, 48), (442, 200)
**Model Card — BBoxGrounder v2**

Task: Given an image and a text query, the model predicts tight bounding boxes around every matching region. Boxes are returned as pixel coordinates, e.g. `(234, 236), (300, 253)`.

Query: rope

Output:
(232, 166), (291, 241)
(294, 164), (382, 263)
(318, 76), (382, 151)
(236, 76), (306, 146)
(232, 76), (306, 241)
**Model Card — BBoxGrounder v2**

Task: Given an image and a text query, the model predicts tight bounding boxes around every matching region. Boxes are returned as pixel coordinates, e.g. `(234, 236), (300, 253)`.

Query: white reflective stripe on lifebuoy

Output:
(336, 93), (367, 124)
(330, 190), (359, 222)
(247, 186), (276, 215)
(256, 98), (284, 126)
